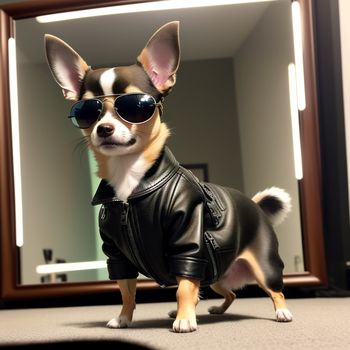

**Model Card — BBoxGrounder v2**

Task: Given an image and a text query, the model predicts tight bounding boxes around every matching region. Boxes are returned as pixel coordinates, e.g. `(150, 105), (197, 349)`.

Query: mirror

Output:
(0, 0), (327, 299)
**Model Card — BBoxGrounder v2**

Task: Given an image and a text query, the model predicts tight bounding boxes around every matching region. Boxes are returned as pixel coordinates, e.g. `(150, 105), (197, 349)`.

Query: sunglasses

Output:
(68, 93), (163, 129)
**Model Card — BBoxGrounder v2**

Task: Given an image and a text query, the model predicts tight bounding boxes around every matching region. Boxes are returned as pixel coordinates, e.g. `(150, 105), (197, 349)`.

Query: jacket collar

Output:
(91, 146), (179, 205)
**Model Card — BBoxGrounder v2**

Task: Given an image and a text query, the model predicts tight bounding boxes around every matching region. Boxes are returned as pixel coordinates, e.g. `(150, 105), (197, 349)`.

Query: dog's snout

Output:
(97, 123), (115, 138)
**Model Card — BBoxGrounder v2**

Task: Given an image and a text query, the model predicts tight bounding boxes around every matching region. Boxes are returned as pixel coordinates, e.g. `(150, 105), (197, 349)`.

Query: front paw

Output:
(276, 308), (293, 322)
(172, 318), (197, 333)
(107, 315), (132, 329)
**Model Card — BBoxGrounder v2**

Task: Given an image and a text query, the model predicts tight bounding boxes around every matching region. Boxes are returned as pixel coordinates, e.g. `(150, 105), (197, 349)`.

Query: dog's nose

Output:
(97, 123), (115, 138)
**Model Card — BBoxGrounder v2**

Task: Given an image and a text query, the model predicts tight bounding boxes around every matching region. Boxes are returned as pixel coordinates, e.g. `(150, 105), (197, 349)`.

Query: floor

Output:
(0, 297), (350, 349)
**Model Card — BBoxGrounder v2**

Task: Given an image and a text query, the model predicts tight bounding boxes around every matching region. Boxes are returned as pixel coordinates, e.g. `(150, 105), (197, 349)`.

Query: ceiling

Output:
(15, 1), (279, 66)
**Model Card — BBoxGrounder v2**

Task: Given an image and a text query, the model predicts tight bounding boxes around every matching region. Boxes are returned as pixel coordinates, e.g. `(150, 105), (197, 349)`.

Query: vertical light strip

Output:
(8, 38), (24, 247)
(291, 0), (306, 111)
(288, 63), (303, 180)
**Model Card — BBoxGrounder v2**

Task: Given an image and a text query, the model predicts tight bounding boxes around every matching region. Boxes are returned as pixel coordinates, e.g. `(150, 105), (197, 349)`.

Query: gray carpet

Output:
(1, 297), (350, 349)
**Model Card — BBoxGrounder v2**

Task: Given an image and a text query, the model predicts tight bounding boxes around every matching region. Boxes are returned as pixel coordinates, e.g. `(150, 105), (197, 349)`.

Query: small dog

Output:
(45, 21), (293, 333)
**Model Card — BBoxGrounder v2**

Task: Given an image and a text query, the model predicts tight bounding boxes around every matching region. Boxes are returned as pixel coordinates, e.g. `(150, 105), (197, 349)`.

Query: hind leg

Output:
(208, 282), (236, 315)
(239, 249), (293, 322)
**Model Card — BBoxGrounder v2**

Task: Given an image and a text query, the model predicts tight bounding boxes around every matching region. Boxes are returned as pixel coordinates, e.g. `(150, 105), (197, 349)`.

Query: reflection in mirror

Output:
(15, 0), (304, 285)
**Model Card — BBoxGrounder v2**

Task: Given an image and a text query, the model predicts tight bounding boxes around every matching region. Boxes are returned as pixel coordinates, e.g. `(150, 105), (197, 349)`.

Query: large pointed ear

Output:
(44, 34), (90, 101)
(137, 21), (180, 93)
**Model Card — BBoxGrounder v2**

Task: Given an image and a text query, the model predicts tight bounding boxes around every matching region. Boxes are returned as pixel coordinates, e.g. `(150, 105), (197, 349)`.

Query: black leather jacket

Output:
(92, 147), (260, 287)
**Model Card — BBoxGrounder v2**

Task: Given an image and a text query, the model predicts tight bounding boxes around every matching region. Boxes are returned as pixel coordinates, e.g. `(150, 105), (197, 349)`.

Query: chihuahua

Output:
(45, 21), (293, 333)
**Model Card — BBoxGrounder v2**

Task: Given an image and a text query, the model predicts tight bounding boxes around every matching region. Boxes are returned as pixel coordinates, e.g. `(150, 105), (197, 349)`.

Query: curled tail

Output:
(252, 187), (291, 227)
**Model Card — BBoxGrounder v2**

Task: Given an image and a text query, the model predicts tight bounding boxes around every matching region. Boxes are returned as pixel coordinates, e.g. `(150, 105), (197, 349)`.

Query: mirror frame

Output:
(0, 0), (327, 301)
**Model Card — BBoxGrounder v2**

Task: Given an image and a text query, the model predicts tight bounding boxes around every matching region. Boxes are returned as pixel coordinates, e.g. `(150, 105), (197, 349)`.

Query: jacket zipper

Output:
(100, 205), (107, 220)
(129, 205), (166, 286)
(121, 202), (159, 282)
(201, 184), (223, 226)
(204, 232), (218, 279)
(120, 202), (146, 273)
(121, 202), (129, 225)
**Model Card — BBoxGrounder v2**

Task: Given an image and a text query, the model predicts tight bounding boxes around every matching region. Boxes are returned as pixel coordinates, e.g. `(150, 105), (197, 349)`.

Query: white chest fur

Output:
(107, 153), (148, 202)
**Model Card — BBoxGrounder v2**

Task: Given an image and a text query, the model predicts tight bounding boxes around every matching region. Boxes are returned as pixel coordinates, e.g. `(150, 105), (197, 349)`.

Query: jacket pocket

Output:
(204, 232), (236, 280)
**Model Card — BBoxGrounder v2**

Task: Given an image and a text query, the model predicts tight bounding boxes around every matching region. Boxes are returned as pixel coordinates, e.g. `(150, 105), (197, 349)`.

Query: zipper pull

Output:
(121, 203), (129, 226)
(204, 232), (220, 250)
(100, 205), (106, 220)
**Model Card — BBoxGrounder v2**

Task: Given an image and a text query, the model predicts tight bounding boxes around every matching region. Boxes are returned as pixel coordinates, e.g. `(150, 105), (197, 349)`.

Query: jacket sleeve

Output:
(99, 228), (139, 280)
(165, 177), (208, 281)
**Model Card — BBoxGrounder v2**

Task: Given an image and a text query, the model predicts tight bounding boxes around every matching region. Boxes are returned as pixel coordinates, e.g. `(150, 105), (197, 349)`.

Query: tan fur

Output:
(82, 90), (96, 99)
(117, 278), (137, 322)
(268, 290), (287, 310)
(125, 85), (143, 93)
(143, 122), (170, 165)
(238, 249), (266, 285)
(174, 277), (200, 331)
(251, 192), (266, 204)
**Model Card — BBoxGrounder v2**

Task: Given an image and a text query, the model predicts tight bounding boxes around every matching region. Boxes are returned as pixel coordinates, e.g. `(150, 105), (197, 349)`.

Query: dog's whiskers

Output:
(72, 136), (90, 160)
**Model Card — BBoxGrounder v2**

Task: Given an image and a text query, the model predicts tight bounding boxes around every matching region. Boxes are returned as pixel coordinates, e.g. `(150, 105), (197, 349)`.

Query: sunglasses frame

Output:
(68, 92), (164, 129)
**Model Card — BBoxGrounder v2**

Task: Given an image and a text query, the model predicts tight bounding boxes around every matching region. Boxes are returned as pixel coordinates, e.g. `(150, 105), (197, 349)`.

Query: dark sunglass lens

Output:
(69, 99), (102, 128)
(115, 94), (156, 123)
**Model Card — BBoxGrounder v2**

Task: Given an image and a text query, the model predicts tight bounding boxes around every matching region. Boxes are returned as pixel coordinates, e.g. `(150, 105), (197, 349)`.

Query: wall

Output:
(17, 62), (99, 284)
(234, 0), (304, 273)
(166, 58), (244, 190)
